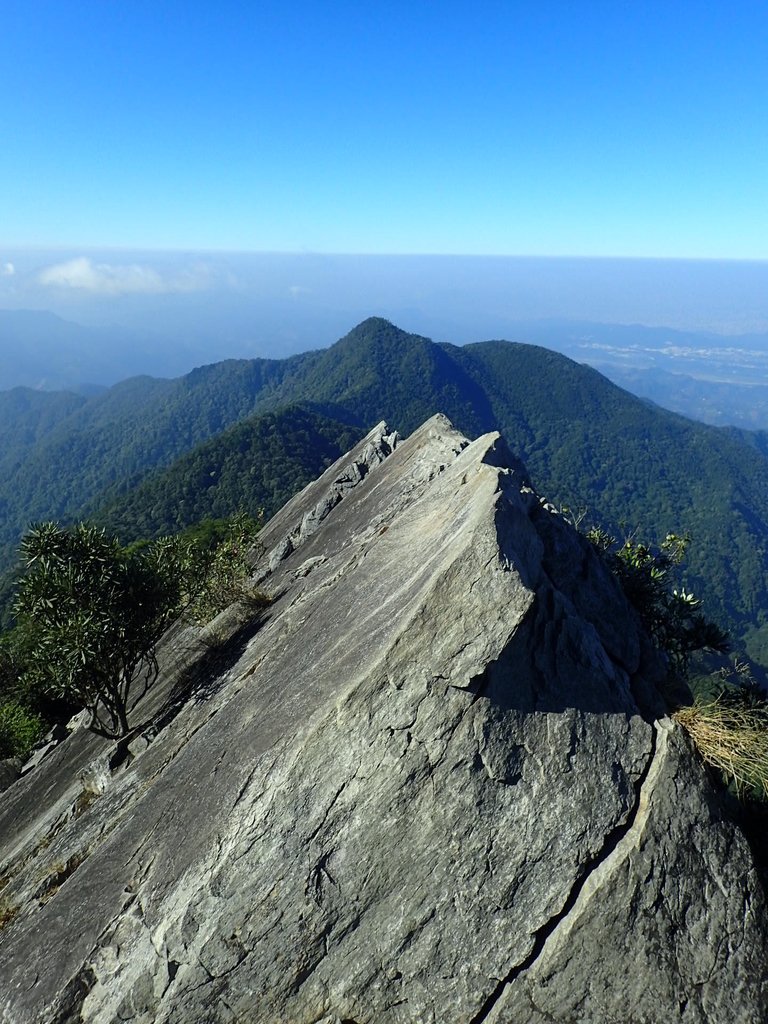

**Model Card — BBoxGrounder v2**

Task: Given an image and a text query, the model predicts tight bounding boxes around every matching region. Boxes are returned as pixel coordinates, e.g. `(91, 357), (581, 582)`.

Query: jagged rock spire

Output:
(0, 415), (765, 1023)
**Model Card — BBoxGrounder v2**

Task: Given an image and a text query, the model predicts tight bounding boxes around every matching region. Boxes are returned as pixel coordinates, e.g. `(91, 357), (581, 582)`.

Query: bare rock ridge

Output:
(0, 414), (766, 1023)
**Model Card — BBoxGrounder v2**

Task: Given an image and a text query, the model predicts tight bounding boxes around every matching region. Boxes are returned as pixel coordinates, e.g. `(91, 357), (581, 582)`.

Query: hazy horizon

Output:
(3, 4), (768, 421)
(3, 250), (768, 349)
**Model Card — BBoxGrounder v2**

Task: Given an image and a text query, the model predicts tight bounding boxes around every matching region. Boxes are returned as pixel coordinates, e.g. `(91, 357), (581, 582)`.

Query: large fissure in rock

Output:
(468, 720), (664, 1024)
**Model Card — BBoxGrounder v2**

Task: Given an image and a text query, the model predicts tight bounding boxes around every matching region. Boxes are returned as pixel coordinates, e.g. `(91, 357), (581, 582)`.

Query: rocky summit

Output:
(0, 414), (766, 1024)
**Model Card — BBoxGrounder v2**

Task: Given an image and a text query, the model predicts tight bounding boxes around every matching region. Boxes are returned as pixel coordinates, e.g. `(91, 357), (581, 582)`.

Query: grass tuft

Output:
(674, 696), (768, 797)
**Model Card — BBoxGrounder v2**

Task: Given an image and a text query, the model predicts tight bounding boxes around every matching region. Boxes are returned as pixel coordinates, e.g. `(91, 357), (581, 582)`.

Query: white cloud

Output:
(288, 284), (311, 297)
(1, 262), (14, 276)
(38, 257), (213, 296)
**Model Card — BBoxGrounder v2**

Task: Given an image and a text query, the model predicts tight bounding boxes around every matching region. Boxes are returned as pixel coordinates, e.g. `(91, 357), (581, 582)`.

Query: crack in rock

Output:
(468, 718), (665, 1024)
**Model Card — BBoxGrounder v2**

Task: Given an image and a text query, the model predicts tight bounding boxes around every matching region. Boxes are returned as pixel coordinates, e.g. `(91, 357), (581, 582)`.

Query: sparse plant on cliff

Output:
(0, 898), (19, 930)
(6, 514), (264, 740)
(588, 526), (768, 799)
(674, 691), (768, 797)
(12, 522), (190, 738)
(183, 511), (267, 626)
(587, 528), (730, 672)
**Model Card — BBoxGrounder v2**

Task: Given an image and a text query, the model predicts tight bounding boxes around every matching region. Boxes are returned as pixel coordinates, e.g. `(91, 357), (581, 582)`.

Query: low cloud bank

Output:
(38, 257), (213, 296)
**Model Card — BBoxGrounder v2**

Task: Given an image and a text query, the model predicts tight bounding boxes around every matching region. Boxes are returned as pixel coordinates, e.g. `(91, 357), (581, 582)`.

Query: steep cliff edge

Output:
(0, 415), (765, 1024)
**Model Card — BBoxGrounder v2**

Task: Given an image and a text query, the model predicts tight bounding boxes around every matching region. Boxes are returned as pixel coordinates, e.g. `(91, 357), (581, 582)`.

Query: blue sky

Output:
(2, 1), (767, 257)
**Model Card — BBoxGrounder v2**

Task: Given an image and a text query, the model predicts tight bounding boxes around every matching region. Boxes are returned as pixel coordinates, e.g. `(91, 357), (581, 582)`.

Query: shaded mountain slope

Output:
(0, 355), (315, 566)
(92, 406), (364, 542)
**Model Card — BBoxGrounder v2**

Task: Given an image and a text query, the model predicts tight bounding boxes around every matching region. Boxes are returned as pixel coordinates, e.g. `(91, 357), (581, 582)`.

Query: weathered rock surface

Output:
(0, 414), (765, 1024)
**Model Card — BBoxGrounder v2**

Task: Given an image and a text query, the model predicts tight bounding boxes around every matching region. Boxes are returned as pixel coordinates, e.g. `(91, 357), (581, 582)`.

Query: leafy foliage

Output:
(0, 512), (264, 752)
(0, 699), (43, 759)
(588, 529), (730, 673)
(11, 522), (191, 737)
(178, 512), (268, 627)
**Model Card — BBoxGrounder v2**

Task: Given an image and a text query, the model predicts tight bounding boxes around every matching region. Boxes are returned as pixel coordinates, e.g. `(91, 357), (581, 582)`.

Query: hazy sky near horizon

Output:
(2, 2), (767, 259)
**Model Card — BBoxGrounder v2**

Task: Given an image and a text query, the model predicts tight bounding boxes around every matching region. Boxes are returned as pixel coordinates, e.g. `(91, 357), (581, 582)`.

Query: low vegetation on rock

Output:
(674, 694), (768, 797)
(587, 529), (730, 672)
(0, 699), (43, 760)
(589, 525), (768, 799)
(0, 512), (262, 749)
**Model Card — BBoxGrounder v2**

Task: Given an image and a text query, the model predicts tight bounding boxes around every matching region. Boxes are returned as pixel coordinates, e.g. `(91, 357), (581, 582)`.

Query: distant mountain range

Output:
(5, 307), (768, 429)
(3, 317), (768, 675)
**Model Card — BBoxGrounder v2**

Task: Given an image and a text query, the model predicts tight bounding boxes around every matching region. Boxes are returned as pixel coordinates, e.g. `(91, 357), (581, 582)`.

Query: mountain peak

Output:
(335, 316), (425, 348)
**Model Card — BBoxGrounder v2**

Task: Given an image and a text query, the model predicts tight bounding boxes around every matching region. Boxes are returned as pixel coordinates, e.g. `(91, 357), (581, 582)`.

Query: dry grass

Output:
(0, 898), (18, 930)
(674, 696), (768, 796)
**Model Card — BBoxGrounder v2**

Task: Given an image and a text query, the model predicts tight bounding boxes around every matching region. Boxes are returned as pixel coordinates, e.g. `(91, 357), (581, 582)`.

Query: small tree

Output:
(588, 529), (729, 673)
(13, 522), (189, 737)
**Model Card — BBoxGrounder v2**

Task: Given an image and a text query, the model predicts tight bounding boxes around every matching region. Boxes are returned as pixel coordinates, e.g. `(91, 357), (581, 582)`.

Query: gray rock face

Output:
(264, 421), (401, 573)
(0, 414), (765, 1024)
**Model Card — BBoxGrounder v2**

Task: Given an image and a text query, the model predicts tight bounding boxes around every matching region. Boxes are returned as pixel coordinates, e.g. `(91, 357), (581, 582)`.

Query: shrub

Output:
(588, 529), (729, 672)
(182, 511), (266, 626)
(12, 522), (193, 737)
(6, 513), (264, 739)
(0, 700), (43, 759)
(588, 526), (768, 800)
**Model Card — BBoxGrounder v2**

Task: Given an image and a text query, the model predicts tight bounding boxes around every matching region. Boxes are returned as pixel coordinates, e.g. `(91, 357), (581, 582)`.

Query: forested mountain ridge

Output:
(3, 317), (768, 668)
(0, 355), (317, 569)
(248, 317), (495, 435)
(91, 406), (364, 542)
(0, 387), (89, 473)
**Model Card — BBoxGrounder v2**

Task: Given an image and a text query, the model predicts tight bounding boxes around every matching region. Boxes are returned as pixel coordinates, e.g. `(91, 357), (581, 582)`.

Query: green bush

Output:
(183, 511), (267, 626)
(0, 700), (43, 759)
(588, 529), (729, 672)
(5, 513), (264, 739)
(12, 522), (195, 737)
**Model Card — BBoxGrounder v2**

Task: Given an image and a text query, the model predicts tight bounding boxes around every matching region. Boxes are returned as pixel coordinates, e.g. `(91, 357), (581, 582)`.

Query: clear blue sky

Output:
(2, 1), (767, 257)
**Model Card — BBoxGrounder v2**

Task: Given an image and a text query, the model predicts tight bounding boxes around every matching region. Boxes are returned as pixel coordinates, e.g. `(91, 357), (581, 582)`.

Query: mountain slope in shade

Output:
(91, 406), (365, 542)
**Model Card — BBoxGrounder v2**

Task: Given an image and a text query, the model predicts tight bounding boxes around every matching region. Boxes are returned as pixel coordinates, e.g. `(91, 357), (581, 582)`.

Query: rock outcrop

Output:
(0, 415), (765, 1024)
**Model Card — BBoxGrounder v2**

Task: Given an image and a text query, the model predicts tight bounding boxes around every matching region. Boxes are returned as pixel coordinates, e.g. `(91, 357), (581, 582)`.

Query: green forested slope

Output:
(253, 317), (496, 435)
(91, 407), (363, 543)
(0, 355), (318, 567)
(3, 316), (768, 667)
(0, 386), (88, 434)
